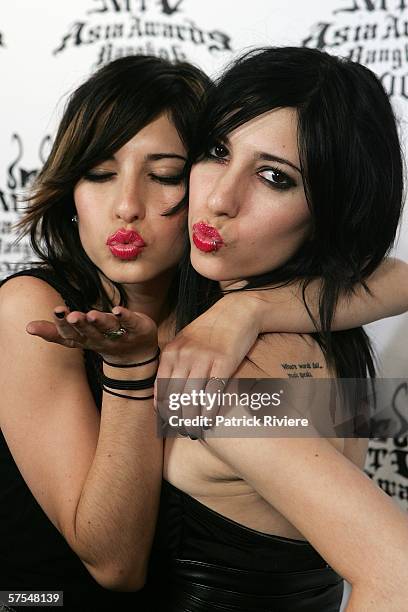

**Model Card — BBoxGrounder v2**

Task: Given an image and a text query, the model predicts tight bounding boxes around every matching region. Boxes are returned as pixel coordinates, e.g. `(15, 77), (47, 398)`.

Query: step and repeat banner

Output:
(0, 0), (407, 512)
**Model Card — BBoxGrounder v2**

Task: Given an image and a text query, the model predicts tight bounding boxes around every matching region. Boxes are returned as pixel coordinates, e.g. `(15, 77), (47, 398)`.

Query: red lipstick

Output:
(192, 222), (224, 253)
(106, 228), (145, 260)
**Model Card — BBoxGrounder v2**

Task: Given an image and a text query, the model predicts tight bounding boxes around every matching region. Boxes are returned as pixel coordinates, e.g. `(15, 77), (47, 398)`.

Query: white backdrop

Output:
(0, 2), (407, 606)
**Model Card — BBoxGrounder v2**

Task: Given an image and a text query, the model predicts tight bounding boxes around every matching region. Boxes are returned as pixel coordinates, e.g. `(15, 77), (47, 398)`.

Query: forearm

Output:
(239, 257), (408, 333)
(71, 363), (161, 590)
(345, 584), (408, 611)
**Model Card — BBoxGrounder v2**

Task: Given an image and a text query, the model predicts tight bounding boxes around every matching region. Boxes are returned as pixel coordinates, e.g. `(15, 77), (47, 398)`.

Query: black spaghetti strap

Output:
(0, 267), (80, 313)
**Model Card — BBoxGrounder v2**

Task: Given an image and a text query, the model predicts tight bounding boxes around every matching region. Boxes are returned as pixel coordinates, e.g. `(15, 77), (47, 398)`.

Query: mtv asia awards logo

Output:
(303, 0), (408, 99)
(0, 133), (51, 212)
(0, 133), (51, 273)
(53, 0), (233, 68)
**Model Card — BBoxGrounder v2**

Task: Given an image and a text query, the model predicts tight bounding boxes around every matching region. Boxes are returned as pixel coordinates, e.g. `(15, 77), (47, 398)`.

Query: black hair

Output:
(177, 47), (404, 379)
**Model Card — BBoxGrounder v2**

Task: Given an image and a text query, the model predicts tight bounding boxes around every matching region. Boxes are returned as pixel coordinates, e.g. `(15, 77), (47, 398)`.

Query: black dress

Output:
(1, 267), (344, 611)
(0, 267), (146, 611)
(146, 479), (344, 611)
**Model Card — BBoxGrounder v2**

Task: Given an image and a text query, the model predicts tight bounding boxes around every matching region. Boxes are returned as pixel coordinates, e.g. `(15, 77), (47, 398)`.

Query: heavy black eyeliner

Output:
(258, 166), (295, 190)
(83, 172), (116, 183)
(149, 173), (185, 185)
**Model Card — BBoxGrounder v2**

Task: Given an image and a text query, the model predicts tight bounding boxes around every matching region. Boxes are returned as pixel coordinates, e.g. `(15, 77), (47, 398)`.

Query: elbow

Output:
(86, 560), (148, 592)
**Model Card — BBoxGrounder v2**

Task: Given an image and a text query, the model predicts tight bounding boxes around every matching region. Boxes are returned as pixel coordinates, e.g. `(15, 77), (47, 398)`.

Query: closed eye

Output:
(149, 173), (185, 186)
(83, 171), (116, 183)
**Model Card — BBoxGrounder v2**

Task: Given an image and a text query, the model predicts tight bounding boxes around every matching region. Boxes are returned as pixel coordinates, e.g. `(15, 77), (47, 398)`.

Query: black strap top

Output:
(0, 268), (144, 611)
(146, 479), (344, 611)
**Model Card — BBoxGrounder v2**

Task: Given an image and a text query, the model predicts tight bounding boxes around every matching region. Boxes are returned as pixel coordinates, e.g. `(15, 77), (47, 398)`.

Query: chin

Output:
(190, 257), (233, 282)
(101, 261), (152, 284)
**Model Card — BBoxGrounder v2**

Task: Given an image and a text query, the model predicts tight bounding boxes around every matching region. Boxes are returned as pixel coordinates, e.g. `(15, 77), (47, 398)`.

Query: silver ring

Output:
(103, 327), (127, 340)
(208, 376), (227, 386)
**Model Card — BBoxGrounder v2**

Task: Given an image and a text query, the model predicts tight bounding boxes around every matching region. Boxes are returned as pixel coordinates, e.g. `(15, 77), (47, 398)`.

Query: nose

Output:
(206, 166), (241, 218)
(114, 175), (145, 224)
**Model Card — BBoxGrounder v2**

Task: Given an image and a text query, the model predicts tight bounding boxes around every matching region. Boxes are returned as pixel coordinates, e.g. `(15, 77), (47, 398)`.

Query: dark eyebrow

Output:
(256, 152), (301, 174)
(145, 153), (186, 162)
(97, 153), (186, 163)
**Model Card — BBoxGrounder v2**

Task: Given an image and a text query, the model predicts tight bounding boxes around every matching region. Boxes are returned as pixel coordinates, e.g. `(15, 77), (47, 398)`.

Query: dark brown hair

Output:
(15, 55), (211, 312)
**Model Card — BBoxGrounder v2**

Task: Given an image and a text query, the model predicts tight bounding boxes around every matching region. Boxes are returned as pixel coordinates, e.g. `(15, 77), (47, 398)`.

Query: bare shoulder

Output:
(0, 274), (99, 538)
(236, 332), (331, 379)
(0, 273), (66, 315)
(0, 274), (79, 357)
(230, 332), (342, 450)
(0, 273), (87, 410)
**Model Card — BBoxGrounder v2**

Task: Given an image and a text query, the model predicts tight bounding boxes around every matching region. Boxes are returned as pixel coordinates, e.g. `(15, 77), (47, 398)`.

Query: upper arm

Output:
(0, 276), (100, 546)
(205, 334), (408, 590)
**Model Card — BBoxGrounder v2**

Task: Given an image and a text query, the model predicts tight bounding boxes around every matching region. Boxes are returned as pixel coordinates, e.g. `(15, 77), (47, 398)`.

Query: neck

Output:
(101, 269), (177, 328)
(219, 279), (248, 291)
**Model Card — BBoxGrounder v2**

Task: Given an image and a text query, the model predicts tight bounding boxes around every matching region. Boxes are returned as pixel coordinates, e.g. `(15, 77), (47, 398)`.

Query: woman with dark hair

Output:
(0, 54), (212, 611)
(147, 47), (408, 611)
(0, 51), (405, 611)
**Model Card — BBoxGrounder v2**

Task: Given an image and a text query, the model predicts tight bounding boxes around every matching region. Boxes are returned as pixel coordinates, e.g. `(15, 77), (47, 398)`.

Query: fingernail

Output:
(55, 311), (65, 319)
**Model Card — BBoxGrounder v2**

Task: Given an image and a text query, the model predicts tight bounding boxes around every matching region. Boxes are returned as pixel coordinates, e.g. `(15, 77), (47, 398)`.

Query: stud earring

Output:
(71, 214), (78, 223)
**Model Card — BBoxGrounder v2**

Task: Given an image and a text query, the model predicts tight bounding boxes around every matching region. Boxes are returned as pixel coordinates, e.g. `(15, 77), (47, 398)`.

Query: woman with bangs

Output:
(147, 47), (408, 611)
(0, 52), (406, 611)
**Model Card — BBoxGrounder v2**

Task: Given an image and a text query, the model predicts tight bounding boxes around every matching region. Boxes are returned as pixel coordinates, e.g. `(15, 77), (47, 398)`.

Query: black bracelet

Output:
(102, 373), (157, 391)
(103, 386), (154, 401)
(102, 347), (160, 368)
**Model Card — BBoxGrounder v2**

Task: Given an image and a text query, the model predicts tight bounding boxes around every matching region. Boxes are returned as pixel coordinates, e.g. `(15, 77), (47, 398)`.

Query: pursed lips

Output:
(106, 228), (145, 247)
(192, 222), (224, 253)
(106, 228), (146, 260)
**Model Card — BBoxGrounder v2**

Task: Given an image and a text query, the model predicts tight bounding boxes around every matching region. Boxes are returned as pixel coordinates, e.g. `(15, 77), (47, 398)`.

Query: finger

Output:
(181, 373), (205, 440)
(181, 365), (215, 438)
(26, 320), (64, 343)
(111, 306), (152, 335)
(207, 357), (236, 420)
(26, 319), (83, 349)
(53, 309), (84, 341)
(163, 367), (191, 438)
(204, 375), (229, 421)
(156, 348), (174, 383)
(85, 310), (122, 336)
(67, 311), (106, 342)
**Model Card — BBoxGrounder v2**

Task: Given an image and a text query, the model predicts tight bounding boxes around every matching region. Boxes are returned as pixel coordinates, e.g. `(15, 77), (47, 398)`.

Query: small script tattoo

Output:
(280, 361), (324, 378)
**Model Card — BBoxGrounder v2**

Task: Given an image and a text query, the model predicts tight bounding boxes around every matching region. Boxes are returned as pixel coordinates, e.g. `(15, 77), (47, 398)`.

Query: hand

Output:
(26, 305), (158, 365)
(156, 293), (262, 438)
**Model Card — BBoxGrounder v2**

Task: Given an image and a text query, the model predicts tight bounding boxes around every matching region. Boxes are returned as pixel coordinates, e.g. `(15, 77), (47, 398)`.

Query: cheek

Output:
(149, 183), (186, 213)
(73, 183), (87, 214)
(244, 194), (311, 249)
(154, 210), (187, 255)
(73, 182), (105, 223)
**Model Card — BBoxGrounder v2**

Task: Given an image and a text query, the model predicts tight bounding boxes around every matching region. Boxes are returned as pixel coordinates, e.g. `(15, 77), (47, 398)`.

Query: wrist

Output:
(221, 291), (265, 335)
(102, 359), (158, 401)
(100, 344), (159, 367)
(103, 360), (158, 381)
(103, 346), (159, 376)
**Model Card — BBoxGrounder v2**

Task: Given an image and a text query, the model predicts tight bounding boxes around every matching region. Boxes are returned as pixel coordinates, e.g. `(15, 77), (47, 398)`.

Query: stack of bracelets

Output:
(101, 348), (161, 401)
